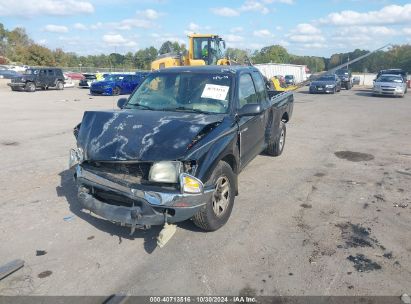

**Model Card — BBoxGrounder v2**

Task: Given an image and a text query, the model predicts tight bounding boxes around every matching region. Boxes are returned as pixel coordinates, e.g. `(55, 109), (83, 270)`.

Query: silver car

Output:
(373, 74), (406, 97)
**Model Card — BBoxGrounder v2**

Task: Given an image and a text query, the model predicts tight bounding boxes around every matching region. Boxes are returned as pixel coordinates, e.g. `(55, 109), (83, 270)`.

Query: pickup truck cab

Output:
(70, 66), (293, 232)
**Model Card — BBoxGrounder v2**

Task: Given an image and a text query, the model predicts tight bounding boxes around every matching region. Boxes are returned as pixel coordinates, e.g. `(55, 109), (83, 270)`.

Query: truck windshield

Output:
(126, 72), (232, 114)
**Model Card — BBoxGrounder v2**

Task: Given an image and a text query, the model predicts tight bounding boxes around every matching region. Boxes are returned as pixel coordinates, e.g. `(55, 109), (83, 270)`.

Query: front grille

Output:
(82, 161), (152, 185)
(93, 188), (138, 207)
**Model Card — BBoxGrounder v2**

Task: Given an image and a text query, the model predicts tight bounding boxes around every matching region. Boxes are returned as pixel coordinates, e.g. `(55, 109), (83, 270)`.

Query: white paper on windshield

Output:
(201, 84), (229, 101)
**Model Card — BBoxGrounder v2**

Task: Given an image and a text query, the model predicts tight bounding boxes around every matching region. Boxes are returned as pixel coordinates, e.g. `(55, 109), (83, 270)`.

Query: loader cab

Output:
(190, 35), (226, 66)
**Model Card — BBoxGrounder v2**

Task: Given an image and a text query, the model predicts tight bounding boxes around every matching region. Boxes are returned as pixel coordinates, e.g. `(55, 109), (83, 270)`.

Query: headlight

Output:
(180, 173), (203, 194)
(69, 147), (83, 168)
(149, 161), (181, 183)
(326, 84), (335, 88)
(395, 86), (403, 91)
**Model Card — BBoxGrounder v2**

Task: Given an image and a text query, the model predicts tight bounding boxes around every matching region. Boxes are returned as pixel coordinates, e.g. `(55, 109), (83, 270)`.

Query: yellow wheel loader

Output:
(151, 34), (231, 70)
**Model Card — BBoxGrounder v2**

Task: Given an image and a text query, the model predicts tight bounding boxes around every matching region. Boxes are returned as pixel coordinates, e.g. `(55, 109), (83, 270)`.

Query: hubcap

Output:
(279, 129), (285, 150)
(212, 176), (230, 217)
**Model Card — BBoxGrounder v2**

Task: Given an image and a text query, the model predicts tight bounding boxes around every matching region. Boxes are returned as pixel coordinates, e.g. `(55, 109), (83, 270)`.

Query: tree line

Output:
(1, 23), (410, 73)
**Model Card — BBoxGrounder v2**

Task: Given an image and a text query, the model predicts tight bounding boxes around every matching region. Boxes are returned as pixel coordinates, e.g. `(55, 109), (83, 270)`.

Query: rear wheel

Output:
(25, 82), (35, 92)
(192, 161), (235, 231)
(56, 81), (64, 90)
(265, 121), (286, 157)
(112, 86), (121, 95)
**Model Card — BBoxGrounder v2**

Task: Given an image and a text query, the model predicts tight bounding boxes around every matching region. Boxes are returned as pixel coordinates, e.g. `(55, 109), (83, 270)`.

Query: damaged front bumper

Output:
(74, 165), (213, 228)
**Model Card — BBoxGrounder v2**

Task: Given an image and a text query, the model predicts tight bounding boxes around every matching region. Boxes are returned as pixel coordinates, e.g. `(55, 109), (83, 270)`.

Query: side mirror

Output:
(237, 104), (262, 117)
(117, 98), (128, 109)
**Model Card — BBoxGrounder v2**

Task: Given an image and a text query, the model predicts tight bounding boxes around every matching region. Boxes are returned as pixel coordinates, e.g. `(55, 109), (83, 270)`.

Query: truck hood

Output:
(77, 110), (225, 161)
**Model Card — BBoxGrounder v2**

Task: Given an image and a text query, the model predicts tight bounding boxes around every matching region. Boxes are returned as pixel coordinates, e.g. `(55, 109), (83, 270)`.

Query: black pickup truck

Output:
(70, 66), (293, 232)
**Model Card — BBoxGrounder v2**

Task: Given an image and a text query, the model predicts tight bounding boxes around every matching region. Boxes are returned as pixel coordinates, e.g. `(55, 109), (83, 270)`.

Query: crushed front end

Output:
(70, 150), (212, 230)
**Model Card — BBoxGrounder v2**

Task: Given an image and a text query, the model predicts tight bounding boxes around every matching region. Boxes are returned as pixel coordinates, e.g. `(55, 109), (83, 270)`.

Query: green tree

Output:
(25, 44), (55, 66)
(159, 41), (173, 54)
(252, 45), (290, 64)
(226, 48), (251, 64)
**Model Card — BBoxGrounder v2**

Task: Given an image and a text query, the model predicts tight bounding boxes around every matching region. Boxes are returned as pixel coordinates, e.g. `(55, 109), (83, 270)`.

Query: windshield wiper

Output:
(125, 103), (155, 111)
(172, 107), (212, 114)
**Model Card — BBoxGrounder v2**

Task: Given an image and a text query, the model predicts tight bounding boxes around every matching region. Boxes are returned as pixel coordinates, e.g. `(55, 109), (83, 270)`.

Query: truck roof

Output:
(152, 65), (259, 75)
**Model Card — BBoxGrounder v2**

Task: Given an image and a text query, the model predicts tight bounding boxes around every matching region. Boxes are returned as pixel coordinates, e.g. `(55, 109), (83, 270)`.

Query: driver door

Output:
(237, 73), (265, 169)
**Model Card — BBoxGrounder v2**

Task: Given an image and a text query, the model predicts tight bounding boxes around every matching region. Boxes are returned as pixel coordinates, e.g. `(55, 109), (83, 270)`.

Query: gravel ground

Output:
(0, 85), (410, 296)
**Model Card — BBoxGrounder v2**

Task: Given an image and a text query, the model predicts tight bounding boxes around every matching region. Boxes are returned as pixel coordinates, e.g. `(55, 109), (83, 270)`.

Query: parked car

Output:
(309, 74), (341, 94)
(0, 69), (21, 79)
(373, 74), (406, 97)
(90, 74), (142, 95)
(352, 76), (360, 85)
(65, 72), (85, 81)
(375, 69), (408, 93)
(79, 73), (97, 88)
(284, 75), (295, 85)
(335, 68), (352, 89)
(69, 66), (294, 232)
(7, 68), (65, 92)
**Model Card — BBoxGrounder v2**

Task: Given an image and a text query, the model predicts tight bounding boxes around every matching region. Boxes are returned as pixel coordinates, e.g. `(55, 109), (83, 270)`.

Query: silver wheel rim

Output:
(279, 129), (285, 150)
(212, 176), (230, 217)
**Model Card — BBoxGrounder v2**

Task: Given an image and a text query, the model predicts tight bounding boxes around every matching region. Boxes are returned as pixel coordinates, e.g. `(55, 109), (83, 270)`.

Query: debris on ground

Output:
(347, 254), (382, 272)
(157, 223), (176, 248)
(393, 203), (409, 208)
(36, 250), (47, 256)
(397, 170), (411, 177)
(401, 294), (411, 304)
(0, 259), (25, 280)
(63, 215), (76, 222)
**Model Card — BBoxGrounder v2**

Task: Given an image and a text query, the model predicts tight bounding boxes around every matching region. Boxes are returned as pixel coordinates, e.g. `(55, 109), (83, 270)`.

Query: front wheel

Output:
(192, 161), (235, 231)
(265, 121), (286, 157)
(25, 82), (35, 92)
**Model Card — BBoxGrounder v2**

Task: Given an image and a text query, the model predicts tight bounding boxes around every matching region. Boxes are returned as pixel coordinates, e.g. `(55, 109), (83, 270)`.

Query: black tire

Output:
(56, 81), (64, 90)
(112, 86), (121, 95)
(346, 82), (352, 90)
(11, 87), (17, 91)
(192, 161), (235, 231)
(265, 121), (286, 157)
(25, 82), (35, 92)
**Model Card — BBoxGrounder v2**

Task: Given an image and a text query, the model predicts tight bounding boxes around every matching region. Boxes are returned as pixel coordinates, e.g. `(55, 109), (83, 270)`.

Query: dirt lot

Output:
(0, 84), (410, 296)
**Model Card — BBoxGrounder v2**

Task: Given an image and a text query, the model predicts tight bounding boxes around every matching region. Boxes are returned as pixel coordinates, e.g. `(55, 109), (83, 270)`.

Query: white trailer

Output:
(254, 63), (308, 84)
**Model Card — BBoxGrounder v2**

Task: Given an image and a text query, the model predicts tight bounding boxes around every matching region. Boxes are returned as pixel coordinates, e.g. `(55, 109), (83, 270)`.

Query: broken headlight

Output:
(69, 147), (84, 169)
(149, 161), (182, 183)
